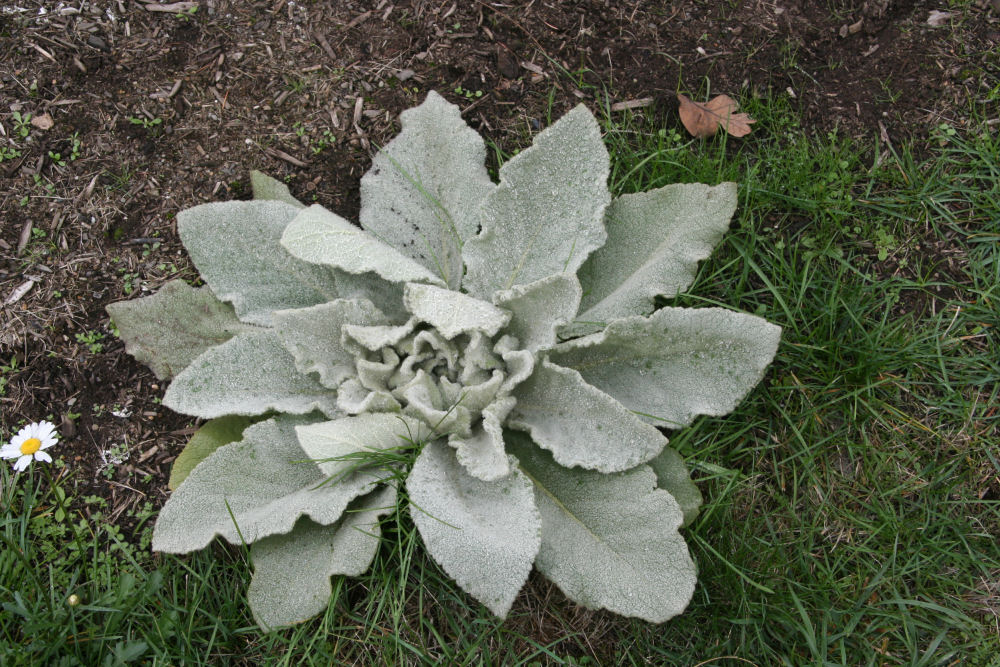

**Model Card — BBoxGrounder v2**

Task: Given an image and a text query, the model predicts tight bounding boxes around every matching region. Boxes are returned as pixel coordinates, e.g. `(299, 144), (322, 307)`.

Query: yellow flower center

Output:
(20, 438), (41, 455)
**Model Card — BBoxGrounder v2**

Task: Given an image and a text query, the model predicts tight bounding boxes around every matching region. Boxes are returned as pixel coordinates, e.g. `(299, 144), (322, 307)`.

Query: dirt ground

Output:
(1, 1), (998, 536)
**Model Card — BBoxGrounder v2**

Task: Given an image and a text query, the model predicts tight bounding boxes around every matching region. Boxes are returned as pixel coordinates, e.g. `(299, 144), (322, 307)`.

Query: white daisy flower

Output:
(1, 420), (59, 472)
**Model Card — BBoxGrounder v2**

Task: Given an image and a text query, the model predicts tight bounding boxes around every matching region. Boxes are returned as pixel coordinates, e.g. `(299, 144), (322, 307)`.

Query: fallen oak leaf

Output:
(677, 93), (755, 139)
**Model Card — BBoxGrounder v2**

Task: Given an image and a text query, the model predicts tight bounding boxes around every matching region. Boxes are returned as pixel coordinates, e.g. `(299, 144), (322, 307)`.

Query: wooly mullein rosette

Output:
(107, 91), (781, 629)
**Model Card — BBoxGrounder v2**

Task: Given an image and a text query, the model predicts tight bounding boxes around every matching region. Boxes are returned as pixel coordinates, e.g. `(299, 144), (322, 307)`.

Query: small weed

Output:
(98, 442), (130, 479)
(932, 122), (958, 146)
(0, 356), (18, 396)
(47, 150), (66, 167)
(121, 271), (140, 295)
(128, 115), (163, 136)
(175, 4), (198, 20)
(68, 131), (82, 161)
(454, 85), (484, 100)
(75, 330), (105, 354)
(0, 145), (21, 161)
(32, 173), (55, 195)
(311, 129), (337, 154)
(105, 167), (134, 192)
(11, 111), (31, 138)
(285, 76), (308, 94)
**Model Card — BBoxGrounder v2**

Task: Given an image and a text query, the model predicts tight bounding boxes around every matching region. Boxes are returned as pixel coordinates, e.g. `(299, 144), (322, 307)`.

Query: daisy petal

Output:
(13, 455), (31, 472)
(35, 451), (52, 463)
(0, 445), (20, 459)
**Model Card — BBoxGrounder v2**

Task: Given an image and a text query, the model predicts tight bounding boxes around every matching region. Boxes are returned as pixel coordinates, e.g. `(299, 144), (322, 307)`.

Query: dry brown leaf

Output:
(677, 93), (755, 139)
(30, 113), (54, 131)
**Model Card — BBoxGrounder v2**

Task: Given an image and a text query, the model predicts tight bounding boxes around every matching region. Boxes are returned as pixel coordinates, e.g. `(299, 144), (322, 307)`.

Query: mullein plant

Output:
(107, 92), (781, 629)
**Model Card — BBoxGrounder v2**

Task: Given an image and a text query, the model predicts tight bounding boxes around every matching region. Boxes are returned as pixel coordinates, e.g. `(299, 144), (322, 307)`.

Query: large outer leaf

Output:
(247, 484), (397, 630)
(152, 416), (378, 553)
(250, 170), (305, 209)
(549, 307), (781, 428)
(178, 200), (338, 326)
(163, 329), (340, 419)
(572, 183), (737, 330)
(273, 299), (387, 389)
(493, 274), (582, 352)
(106, 280), (254, 380)
(281, 205), (446, 287)
(507, 432), (696, 623)
(296, 413), (430, 480)
(168, 415), (254, 491)
(403, 282), (510, 339)
(462, 104), (611, 300)
(508, 358), (669, 473)
(407, 440), (540, 618)
(360, 91), (495, 289)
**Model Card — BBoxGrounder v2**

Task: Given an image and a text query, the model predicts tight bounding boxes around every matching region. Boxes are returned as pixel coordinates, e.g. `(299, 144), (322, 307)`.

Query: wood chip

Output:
(926, 10), (951, 26)
(315, 31), (336, 60)
(610, 97), (654, 112)
(5, 280), (35, 306)
(150, 79), (182, 99)
(17, 220), (32, 255)
(353, 96), (364, 125)
(142, 1), (198, 12)
(264, 146), (308, 167)
(30, 43), (57, 62)
(346, 10), (371, 28)
(520, 61), (545, 75)
(138, 445), (159, 463)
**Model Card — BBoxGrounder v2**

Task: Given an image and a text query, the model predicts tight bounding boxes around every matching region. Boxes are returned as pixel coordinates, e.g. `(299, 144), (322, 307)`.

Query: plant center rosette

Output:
(108, 91), (782, 630)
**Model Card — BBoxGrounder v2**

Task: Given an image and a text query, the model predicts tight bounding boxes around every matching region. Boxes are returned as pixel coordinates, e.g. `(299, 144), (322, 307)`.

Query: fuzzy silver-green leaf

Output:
(178, 200), (338, 326)
(168, 415), (254, 491)
(571, 182), (737, 331)
(152, 416), (378, 553)
(461, 104), (610, 299)
(250, 170), (305, 209)
(403, 282), (511, 339)
(647, 446), (703, 527)
(508, 358), (669, 472)
(163, 329), (340, 419)
(106, 280), (254, 380)
(281, 204), (446, 287)
(508, 432), (696, 623)
(407, 440), (540, 618)
(296, 413), (430, 480)
(493, 274), (582, 352)
(550, 307), (781, 428)
(360, 91), (495, 289)
(273, 299), (387, 389)
(247, 484), (396, 630)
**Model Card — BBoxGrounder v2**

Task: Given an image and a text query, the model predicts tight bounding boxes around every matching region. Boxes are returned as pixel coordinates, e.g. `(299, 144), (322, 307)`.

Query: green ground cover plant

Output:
(106, 91), (781, 629)
(1, 92), (997, 665)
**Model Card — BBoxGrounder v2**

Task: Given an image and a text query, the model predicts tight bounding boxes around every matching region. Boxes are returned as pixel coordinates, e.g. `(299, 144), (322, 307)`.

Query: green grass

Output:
(2, 95), (998, 665)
